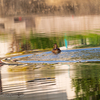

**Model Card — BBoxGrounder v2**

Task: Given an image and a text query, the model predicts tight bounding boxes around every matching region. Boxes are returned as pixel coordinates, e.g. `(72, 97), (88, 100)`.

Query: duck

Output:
(52, 43), (61, 54)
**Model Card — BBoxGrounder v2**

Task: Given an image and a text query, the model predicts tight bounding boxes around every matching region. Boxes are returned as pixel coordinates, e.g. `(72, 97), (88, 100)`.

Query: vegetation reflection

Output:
(1, 30), (100, 54)
(72, 63), (100, 100)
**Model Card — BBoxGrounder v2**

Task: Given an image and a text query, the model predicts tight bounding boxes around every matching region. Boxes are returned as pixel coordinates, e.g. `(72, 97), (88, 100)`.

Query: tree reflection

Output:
(10, 30), (64, 53)
(9, 31), (100, 53)
(72, 64), (100, 100)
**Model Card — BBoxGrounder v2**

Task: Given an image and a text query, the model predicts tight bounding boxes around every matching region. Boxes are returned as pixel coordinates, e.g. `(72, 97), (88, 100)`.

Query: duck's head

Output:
(53, 43), (58, 49)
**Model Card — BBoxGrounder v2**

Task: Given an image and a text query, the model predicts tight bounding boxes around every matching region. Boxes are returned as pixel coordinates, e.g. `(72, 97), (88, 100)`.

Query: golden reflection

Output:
(8, 72), (35, 82)
(7, 64), (55, 82)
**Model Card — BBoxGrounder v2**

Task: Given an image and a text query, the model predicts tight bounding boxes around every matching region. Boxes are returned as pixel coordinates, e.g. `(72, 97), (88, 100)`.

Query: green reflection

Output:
(72, 63), (100, 100)
(3, 30), (100, 53)
(29, 31), (64, 49)
(0, 33), (8, 42)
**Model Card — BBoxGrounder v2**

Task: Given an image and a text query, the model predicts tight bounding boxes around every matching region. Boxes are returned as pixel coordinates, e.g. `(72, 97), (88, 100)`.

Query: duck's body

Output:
(52, 44), (61, 54)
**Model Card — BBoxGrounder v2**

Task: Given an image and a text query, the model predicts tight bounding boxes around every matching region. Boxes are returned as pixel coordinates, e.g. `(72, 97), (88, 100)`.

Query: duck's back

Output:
(52, 48), (61, 54)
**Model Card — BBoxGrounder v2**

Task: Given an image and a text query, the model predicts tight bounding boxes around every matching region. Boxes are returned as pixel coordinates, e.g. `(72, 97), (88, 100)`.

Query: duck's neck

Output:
(54, 44), (58, 49)
(54, 47), (57, 49)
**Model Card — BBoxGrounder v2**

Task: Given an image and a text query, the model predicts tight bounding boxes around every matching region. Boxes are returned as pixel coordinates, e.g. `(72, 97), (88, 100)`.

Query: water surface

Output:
(0, 17), (100, 100)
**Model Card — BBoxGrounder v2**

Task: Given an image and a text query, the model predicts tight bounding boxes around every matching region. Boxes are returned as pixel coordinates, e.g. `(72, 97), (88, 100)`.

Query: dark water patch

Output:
(72, 63), (100, 100)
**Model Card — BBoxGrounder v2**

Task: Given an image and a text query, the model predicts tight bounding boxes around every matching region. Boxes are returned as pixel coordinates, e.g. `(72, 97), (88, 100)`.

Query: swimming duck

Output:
(52, 43), (61, 54)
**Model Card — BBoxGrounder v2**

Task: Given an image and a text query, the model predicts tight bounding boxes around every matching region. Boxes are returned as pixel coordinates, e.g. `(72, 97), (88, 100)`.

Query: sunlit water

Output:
(1, 16), (100, 100)
(1, 16), (100, 33)
(1, 63), (100, 100)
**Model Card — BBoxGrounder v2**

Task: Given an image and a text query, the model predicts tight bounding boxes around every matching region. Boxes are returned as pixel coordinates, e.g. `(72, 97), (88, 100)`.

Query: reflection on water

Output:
(1, 31), (100, 57)
(1, 63), (100, 99)
(72, 63), (100, 100)
(1, 16), (100, 33)
(0, 63), (73, 99)
(1, 15), (100, 100)
(0, 1), (100, 100)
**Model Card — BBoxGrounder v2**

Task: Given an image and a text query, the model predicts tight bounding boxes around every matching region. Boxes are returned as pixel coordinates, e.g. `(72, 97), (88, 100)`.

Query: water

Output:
(1, 13), (100, 100)
(1, 63), (100, 100)
(9, 47), (100, 64)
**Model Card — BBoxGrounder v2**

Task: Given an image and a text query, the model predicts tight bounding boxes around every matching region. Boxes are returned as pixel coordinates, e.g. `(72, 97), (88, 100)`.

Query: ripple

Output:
(11, 47), (100, 64)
